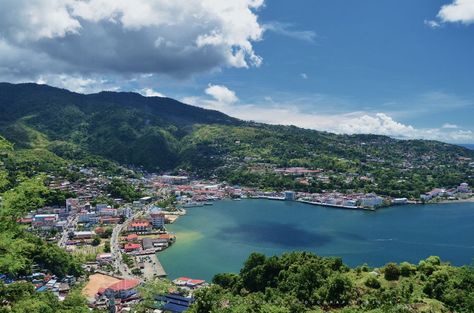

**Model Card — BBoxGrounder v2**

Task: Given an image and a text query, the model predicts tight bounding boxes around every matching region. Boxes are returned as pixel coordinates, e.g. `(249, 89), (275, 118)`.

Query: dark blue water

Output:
(460, 144), (474, 150)
(159, 200), (474, 280)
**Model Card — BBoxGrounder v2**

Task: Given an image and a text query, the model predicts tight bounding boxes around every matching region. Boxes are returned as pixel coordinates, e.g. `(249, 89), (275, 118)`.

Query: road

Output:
(58, 214), (78, 248)
(110, 205), (150, 279)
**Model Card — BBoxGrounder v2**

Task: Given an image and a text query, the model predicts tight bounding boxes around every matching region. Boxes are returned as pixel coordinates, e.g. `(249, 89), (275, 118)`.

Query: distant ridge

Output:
(460, 144), (474, 150)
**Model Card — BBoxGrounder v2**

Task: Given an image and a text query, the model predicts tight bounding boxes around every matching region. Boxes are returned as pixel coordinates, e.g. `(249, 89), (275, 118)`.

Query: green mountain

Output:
(0, 82), (473, 197)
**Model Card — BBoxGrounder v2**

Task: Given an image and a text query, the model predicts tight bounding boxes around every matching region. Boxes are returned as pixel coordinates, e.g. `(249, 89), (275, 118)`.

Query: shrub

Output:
(384, 263), (400, 281)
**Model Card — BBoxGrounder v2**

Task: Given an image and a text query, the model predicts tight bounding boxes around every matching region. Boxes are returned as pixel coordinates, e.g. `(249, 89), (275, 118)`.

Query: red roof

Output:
(97, 287), (106, 294)
(107, 279), (140, 292)
(124, 243), (141, 251)
(126, 234), (139, 241)
(130, 221), (150, 227)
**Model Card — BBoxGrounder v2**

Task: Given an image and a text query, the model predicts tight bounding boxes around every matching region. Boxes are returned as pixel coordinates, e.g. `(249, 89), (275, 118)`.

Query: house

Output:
(124, 243), (141, 253)
(128, 220), (152, 233)
(105, 279), (140, 299)
(96, 253), (113, 264)
(73, 231), (95, 239)
(155, 294), (194, 313)
(126, 234), (139, 242)
(32, 214), (58, 229)
(458, 183), (470, 193)
(173, 277), (206, 289)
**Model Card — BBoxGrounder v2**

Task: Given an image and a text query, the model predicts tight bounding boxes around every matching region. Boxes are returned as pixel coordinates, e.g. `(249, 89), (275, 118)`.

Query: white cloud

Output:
(424, 19), (441, 29)
(263, 22), (316, 43)
(205, 84), (239, 105)
(35, 74), (118, 93)
(0, 0), (265, 82)
(432, 0), (474, 28)
(435, 0), (474, 25)
(139, 88), (165, 98)
(184, 86), (474, 143)
(442, 123), (459, 129)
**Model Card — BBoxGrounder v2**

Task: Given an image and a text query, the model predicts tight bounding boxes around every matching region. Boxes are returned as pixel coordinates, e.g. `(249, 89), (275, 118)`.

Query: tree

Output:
(384, 263), (401, 281)
(103, 241), (111, 253)
(91, 236), (101, 246)
(365, 276), (381, 289)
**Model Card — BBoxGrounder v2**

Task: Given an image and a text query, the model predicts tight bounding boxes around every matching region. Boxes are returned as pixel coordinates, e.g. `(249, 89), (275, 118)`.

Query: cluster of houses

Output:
(89, 275), (204, 313)
(0, 271), (77, 301)
(421, 183), (472, 202)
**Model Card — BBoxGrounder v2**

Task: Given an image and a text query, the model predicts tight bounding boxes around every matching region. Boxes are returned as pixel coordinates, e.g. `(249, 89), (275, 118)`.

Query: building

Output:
(124, 243), (141, 253)
(65, 198), (79, 212)
(105, 279), (140, 299)
(32, 214), (58, 229)
(96, 253), (113, 264)
(458, 183), (470, 193)
(128, 220), (152, 233)
(73, 231), (95, 239)
(142, 237), (169, 250)
(360, 194), (384, 208)
(149, 207), (166, 229)
(284, 191), (296, 201)
(392, 198), (408, 205)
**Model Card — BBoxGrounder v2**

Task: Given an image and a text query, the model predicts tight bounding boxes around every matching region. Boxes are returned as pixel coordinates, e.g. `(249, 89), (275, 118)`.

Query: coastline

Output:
(426, 198), (474, 205)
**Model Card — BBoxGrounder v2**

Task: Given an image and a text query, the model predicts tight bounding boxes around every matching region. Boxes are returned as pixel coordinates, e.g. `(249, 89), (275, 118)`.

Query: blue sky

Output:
(0, 0), (473, 143)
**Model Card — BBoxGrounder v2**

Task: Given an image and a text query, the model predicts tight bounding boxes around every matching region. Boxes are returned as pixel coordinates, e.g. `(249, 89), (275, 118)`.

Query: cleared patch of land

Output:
(82, 273), (121, 299)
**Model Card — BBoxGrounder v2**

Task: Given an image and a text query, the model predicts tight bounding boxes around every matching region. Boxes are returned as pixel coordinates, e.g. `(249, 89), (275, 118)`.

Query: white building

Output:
(149, 207), (165, 229)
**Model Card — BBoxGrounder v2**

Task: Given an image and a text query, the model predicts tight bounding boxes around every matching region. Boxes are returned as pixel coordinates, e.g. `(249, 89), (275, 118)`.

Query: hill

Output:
(0, 82), (473, 197)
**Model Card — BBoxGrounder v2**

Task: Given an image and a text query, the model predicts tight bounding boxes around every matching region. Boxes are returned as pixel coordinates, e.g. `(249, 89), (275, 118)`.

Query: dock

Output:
(297, 199), (364, 210)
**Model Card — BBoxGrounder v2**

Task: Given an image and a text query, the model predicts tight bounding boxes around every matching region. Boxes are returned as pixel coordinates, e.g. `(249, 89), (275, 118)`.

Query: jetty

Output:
(297, 199), (369, 210)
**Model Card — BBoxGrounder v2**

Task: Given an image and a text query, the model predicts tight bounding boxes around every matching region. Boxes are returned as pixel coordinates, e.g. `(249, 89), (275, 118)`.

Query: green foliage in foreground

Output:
(0, 178), (83, 278)
(189, 252), (474, 313)
(0, 283), (97, 313)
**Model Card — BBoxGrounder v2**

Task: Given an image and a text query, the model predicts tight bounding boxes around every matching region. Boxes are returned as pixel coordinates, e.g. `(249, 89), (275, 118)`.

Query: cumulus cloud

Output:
(185, 85), (474, 143)
(433, 0), (474, 25)
(205, 84), (239, 104)
(0, 0), (265, 82)
(438, 0), (474, 24)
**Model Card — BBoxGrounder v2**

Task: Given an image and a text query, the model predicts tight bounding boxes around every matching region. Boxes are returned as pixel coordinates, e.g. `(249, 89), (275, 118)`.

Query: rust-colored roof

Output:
(107, 279), (140, 292)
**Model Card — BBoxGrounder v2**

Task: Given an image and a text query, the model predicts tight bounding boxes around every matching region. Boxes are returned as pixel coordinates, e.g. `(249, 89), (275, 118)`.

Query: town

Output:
(2, 163), (473, 312)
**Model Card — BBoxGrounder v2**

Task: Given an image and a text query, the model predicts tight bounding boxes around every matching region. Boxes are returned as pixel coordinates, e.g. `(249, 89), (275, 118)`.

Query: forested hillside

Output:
(190, 252), (474, 313)
(0, 83), (473, 197)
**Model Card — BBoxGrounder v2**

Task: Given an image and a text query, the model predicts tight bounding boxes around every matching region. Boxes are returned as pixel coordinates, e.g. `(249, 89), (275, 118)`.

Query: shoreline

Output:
(426, 198), (474, 205)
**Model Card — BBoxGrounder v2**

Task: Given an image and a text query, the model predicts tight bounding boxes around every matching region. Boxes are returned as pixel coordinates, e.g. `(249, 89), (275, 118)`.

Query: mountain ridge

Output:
(0, 82), (473, 197)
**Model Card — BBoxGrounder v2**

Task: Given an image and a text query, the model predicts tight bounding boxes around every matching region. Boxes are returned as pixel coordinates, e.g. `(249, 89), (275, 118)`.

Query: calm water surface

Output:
(159, 200), (474, 281)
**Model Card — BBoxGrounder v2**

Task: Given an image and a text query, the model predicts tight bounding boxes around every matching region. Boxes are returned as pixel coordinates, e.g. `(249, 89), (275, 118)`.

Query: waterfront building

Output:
(360, 194), (383, 208)
(150, 207), (166, 229)
(284, 191), (296, 201)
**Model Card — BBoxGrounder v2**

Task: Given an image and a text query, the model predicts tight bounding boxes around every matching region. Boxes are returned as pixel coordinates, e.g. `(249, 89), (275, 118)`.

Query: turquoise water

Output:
(159, 199), (474, 281)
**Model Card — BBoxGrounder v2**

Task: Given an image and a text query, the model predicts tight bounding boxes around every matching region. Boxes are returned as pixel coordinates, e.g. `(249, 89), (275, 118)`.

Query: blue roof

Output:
(36, 286), (48, 292)
(163, 302), (189, 313)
